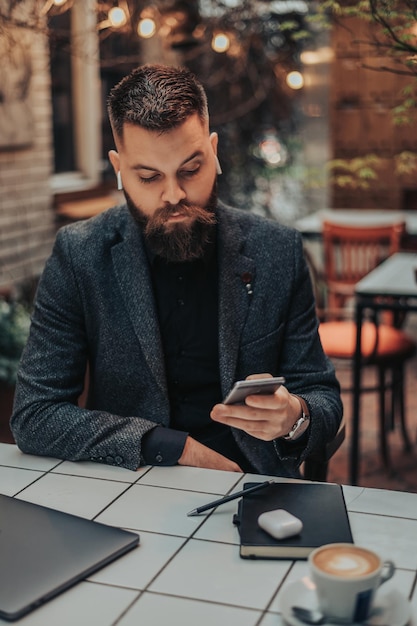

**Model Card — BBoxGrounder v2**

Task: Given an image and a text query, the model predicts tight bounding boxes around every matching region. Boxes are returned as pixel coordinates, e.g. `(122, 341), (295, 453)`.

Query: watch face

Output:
(292, 416), (310, 440)
(284, 415), (310, 441)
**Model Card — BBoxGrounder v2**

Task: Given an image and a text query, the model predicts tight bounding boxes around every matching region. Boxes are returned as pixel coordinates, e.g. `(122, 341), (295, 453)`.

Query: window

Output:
(49, 0), (102, 191)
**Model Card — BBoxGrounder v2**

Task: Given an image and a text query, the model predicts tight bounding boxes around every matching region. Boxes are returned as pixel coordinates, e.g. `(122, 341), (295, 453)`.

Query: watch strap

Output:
(282, 395), (310, 441)
(293, 395), (310, 419)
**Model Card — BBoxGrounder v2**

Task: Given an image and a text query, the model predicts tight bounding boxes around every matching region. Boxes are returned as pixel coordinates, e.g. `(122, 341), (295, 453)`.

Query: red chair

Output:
(317, 220), (416, 468)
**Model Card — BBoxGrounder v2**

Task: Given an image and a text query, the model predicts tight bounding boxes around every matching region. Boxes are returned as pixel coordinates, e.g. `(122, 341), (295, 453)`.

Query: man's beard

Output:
(125, 187), (218, 263)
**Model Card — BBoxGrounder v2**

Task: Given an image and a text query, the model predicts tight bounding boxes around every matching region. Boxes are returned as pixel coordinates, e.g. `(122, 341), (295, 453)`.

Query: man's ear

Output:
(209, 132), (218, 155)
(210, 132), (222, 174)
(108, 149), (120, 175)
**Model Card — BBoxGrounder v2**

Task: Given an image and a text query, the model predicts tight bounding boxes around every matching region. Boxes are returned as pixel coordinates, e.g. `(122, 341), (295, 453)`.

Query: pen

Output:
(187, 479), (275, 517)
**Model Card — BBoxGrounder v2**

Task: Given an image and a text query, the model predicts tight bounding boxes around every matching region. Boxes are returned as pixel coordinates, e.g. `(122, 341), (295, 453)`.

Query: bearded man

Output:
(11, 64), (342, 477)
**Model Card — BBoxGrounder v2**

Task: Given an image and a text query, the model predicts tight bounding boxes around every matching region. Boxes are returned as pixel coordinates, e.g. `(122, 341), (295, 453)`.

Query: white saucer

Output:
(279, 576), (412, 626)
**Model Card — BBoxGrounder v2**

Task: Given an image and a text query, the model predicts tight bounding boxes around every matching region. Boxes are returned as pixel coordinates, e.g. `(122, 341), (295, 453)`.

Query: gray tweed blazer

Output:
(11, 202), (342, 477)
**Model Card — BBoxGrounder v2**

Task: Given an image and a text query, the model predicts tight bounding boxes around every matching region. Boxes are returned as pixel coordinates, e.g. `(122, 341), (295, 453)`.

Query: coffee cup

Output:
(308, 543), (395, 624)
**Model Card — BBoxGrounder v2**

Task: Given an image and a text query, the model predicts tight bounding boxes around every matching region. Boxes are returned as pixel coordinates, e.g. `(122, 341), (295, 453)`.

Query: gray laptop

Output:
(0, 493), (139, 621)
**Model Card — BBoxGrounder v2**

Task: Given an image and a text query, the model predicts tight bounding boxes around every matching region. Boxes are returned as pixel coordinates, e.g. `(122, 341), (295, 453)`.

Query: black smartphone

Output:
(223, 376), (286, 405)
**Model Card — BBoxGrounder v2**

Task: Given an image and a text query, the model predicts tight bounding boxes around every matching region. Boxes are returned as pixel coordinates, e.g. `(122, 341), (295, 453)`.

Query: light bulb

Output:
(138, 18), (156, 38)
(211, 33), (230, 53)
(286, 71), (304, 90)
(108, 7), (127, 28)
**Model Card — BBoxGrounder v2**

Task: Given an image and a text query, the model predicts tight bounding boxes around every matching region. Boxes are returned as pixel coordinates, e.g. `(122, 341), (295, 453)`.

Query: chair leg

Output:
(378, 367), (390, 467)
(394, 364), (412, 452)
(388, 368), (395, 431)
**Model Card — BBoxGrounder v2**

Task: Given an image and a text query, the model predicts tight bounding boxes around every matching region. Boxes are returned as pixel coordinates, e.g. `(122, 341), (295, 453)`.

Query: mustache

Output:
(145, 201), (217, 234)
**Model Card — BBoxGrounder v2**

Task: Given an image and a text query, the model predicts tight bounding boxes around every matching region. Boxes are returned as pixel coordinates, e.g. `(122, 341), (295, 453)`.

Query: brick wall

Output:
(0, 27), (55, 291)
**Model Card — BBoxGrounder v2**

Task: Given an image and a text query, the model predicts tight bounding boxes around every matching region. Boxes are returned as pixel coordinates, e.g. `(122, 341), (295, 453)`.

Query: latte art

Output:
(313, 546), (380, 578)
(309, 543), (395, 623)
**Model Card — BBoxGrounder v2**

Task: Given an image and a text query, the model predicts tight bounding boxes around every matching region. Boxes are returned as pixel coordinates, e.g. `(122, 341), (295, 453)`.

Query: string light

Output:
(211, 32), (230, 53)
(108, 7), (127, 28)
(41, 0), (307, 68)
(137, 18), (157, 38)
(286, 70), (304, 90)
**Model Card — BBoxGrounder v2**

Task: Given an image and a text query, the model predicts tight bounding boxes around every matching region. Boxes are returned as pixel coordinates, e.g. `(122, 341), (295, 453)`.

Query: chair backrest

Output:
(322, 220), (405, 310)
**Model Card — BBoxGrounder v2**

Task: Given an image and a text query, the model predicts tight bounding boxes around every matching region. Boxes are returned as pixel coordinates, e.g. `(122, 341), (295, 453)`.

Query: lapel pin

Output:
(241, 272), (253, 296)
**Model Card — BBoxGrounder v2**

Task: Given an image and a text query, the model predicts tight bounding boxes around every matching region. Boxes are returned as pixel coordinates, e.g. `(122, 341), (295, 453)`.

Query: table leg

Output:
(350, 302), (364, 485)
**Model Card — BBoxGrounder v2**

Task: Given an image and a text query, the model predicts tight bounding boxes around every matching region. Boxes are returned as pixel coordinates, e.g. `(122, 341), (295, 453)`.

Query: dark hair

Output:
(107, 64), (209, 140)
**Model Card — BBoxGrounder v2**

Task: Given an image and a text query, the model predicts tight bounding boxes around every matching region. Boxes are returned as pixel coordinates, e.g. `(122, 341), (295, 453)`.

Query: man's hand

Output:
(210, 373), (302, 441)
(178, 436), (243, 472)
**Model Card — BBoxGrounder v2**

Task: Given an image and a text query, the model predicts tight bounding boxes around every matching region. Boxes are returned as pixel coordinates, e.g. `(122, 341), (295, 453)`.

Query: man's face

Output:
(109, 114), (219, 262)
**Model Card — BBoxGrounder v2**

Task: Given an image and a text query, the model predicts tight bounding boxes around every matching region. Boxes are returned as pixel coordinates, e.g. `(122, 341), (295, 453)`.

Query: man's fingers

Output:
(211, 402), (281, 421)
(245, 373), (273, 380)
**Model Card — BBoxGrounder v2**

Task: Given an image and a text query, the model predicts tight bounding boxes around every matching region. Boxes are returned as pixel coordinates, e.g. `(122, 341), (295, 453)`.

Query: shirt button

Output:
(115, 456), (123, 465)
(178, 299), (185, 306)
(155, 454), (163, 463)
(106, 455), (114, 464)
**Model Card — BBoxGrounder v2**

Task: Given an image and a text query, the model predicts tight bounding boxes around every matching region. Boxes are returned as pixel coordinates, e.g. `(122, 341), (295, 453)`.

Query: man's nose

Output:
(161, 178), (186, 205)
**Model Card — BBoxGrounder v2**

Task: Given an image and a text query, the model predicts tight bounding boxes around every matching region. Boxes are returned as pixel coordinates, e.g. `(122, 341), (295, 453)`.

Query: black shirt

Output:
(141, 240), (253, 471)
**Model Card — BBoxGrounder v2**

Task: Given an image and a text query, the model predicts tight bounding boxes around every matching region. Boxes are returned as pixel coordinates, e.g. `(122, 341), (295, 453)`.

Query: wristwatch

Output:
(282, 395), (310, 441)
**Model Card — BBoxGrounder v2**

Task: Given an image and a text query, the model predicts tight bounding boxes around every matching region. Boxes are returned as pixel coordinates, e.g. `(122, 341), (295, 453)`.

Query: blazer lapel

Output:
(217, 208), (255, 396)
(111, 217), (167, 395)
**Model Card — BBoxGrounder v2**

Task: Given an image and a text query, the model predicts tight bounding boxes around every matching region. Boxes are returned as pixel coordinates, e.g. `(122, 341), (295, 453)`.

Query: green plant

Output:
(0, 298), (31, 386)
(327, 154), (383, 189)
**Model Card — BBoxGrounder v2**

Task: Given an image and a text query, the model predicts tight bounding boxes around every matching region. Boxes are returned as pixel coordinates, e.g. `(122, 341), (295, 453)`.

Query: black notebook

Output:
(0, 494), (139, 621)
(233, 481), (353, 559)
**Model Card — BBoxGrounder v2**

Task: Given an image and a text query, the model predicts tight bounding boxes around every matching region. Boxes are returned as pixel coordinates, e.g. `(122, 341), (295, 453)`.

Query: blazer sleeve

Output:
(11, 228), (161, 471)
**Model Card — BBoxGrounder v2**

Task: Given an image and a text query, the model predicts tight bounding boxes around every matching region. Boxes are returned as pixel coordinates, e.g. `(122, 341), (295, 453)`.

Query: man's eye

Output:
(139, 175), (159, 184)
(180, 167), (199, 178)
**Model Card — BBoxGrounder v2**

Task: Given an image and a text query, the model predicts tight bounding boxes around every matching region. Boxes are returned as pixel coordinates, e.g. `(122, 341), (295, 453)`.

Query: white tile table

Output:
(1, 443), (416, 626)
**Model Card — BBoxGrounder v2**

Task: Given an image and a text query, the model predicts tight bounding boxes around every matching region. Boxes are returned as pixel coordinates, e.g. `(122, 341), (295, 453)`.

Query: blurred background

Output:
(1, 0), (417, 285)
(0, 0), (417, 287)
(0, 0), (416, 489)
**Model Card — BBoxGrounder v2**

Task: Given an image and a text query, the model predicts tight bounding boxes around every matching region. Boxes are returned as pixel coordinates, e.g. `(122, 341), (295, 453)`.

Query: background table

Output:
(352, 252), (417, 485)
(1, 443), (416, 626)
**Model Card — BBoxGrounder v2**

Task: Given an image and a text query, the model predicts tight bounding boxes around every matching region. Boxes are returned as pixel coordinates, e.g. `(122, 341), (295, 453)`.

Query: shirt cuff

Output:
(141, 425), (188, 466)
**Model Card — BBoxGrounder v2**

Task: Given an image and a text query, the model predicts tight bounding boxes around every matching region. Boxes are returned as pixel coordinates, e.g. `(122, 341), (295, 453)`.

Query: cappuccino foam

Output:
(313, 545), (380, 578)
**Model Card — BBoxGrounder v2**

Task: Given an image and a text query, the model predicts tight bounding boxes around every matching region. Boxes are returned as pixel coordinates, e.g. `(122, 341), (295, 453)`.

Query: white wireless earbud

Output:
(117, 171), (123, 190)
(215, 156), (222, 175)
